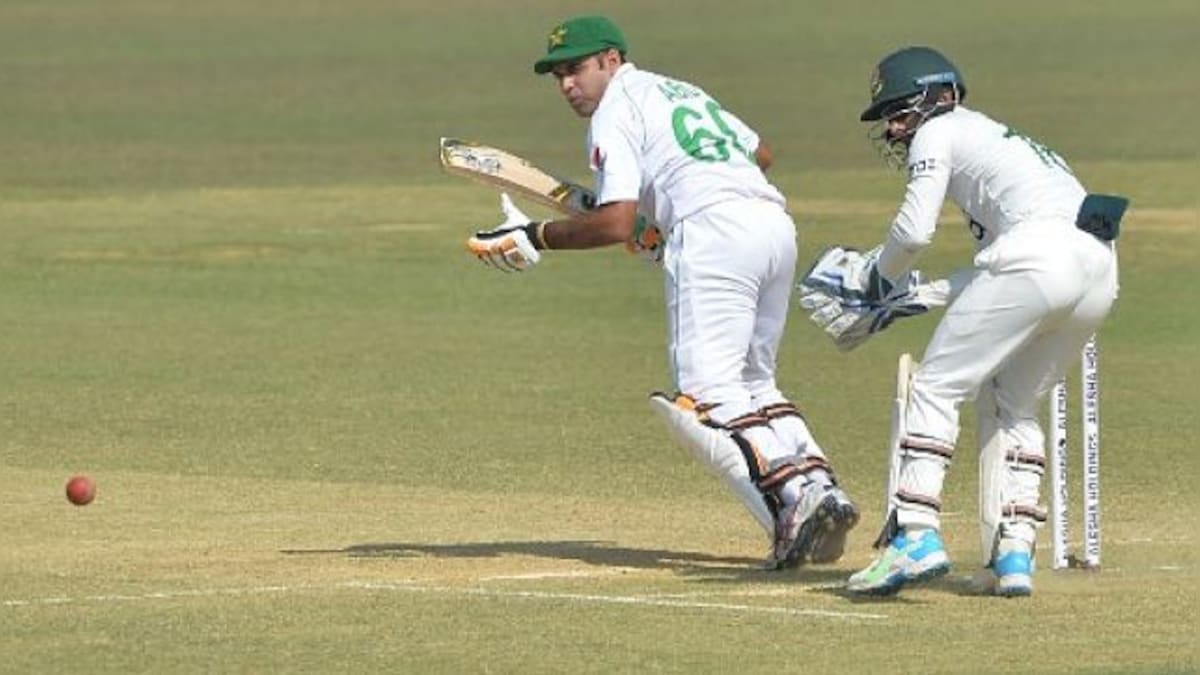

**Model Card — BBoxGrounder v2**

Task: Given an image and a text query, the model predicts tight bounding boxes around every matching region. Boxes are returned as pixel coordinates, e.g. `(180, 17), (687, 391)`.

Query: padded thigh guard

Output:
(649, 392), (775, 539)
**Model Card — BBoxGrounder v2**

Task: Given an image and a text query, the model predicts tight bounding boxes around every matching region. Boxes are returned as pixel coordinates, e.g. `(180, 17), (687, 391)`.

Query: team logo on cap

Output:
(548, 26), (567, 49)
(869, 67), (884, 98)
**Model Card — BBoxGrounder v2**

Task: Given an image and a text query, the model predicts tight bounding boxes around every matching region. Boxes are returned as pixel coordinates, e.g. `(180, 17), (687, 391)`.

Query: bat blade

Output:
(439, 137), (595, 215)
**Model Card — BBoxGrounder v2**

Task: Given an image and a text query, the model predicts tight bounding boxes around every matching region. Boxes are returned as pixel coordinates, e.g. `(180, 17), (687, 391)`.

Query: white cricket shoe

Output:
(809, 485), (860, 564)
(765, 486), (843, 570)
(991, 537), (1035, 597)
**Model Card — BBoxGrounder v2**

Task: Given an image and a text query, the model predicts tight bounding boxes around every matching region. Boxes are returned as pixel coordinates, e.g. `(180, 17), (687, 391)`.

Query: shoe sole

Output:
(848, 557), (952, 597)
(995, 575), (1033, 597)
(809, 499), (860, 564)
(772, 493), (842, 570)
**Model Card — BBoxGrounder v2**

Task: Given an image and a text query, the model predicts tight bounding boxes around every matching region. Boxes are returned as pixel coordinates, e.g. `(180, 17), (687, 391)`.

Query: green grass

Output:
(2, 1), (1198, 673)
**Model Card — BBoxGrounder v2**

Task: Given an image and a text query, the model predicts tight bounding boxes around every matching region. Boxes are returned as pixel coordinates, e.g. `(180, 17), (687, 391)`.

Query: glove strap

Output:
(523, 222), (549, 250)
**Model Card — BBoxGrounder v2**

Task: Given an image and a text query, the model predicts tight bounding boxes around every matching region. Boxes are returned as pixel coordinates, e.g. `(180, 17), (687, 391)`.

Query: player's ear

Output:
(600, 48), (623, 70)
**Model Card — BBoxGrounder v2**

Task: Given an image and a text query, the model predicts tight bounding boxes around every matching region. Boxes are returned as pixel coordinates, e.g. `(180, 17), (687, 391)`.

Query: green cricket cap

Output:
(533, 15), (628, 74)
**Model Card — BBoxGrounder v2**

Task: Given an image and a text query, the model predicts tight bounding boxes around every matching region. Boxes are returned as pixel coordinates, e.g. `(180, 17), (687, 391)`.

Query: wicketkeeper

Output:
(466, 15), (859, 569)
(798, 47), (1124, 596)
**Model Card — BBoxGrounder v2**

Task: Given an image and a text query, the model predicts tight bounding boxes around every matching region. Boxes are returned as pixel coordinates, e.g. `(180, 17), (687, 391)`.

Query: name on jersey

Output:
(908, 157), (936, 176)
(657, 79), (702, 102)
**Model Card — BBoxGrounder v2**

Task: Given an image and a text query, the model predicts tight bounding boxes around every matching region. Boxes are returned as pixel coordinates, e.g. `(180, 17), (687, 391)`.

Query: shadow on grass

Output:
(806, 569), (993, 604)
(811, 582), (930, 605)
(280, 539), (852, 583)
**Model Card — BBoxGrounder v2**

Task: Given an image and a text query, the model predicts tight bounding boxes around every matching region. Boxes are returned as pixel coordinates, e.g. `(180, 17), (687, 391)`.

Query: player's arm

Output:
(806, 134), (952, 299)
(468, 100), (644, 269)
(875, 136), (951, 284)
(465, 195), (638, 271)
(540, 200), (638, 249)
(562, 105), (643, 249)
(876, 171), (943, 282)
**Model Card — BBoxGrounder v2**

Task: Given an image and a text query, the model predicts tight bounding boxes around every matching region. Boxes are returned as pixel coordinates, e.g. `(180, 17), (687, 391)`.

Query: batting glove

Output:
(466, 193), (546, 272)
(624, 215), (664, 265)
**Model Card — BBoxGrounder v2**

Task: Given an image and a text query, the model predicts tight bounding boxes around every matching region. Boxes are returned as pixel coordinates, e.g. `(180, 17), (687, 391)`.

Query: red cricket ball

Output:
(65, 475), (96, 506)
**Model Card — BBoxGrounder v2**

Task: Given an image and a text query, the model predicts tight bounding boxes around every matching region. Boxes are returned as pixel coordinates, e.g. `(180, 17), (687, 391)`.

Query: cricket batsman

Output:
(800, 46), (1124, 595)
(465, 15), (859, 569)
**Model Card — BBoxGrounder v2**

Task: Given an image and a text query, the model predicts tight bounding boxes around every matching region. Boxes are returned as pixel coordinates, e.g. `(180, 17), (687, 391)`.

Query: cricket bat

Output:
(439, 137), (596, 215)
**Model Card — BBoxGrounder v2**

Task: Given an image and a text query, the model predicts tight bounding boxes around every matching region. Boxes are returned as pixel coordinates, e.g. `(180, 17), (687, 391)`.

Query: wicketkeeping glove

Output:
(466, 193), (546, 272)
(798, 245), (949, 351)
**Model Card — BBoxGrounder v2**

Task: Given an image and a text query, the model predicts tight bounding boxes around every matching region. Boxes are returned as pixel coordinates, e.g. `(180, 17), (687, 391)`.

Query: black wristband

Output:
(522, 222), (547, 250)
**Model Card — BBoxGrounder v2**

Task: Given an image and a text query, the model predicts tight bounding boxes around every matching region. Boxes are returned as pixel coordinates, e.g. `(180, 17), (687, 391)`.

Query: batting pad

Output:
(649, 393), (774, 538)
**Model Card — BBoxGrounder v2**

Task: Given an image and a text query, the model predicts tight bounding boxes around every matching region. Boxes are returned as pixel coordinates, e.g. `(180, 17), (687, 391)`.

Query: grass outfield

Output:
(2, 2), (1198, 673)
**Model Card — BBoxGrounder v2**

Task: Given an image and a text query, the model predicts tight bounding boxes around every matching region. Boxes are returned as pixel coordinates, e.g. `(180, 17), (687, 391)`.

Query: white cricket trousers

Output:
(663, 199), (796, 435)
(898, 219), (1118, 531)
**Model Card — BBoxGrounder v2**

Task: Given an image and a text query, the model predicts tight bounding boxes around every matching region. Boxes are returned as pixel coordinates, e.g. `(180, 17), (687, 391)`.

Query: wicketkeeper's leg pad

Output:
(892, 434), (955, 534)
(649, 392), (775, 539)
(977, 386), (1048, 564)
(874, 354), (952, 548)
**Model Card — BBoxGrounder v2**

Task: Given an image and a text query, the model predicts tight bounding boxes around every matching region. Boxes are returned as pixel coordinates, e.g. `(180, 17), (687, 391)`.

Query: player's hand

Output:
(624, 216), (664, 265)
(798, 245), (948, 351)
(466, 193), (545, 272)
(799, 281), (934, 352)
(801, 245), (920, 304)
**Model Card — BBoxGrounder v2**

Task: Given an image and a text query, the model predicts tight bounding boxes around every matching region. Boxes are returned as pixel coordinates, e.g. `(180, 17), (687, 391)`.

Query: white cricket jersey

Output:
(879, 105), (1087, 280)
(586, 63), (786, 232)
